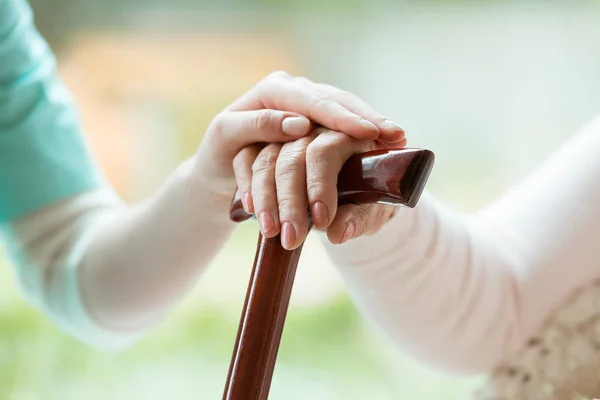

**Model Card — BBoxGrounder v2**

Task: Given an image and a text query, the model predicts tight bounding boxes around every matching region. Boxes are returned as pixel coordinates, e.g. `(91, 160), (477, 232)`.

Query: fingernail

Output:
(282, 117), (310, 136)
(340, 221), (356, 244)
(281, 222), (296, 249)
(383, 119), (404, 133)
(311, 201), (329, 228)
(358, 118), (380, 133)
(259, 211), (275, 234)
(242, 192), (254, 214)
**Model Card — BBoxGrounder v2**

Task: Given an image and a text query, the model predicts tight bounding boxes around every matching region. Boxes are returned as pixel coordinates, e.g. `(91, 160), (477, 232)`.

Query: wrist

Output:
(179, 156), (237, 227)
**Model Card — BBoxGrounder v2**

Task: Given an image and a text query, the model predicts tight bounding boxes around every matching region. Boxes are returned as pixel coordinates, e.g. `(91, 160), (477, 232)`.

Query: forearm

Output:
(323, 116), (600, 374)
(4, 158), (236, 348)
(322, 194), (519, 374)
(79, 158), (236, 333)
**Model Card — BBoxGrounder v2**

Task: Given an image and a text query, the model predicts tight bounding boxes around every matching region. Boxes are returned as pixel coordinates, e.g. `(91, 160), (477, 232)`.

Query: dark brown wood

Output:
(223, 148), (434, 400)
(337, 148), (434, 208)
(222, 232), (307, 400)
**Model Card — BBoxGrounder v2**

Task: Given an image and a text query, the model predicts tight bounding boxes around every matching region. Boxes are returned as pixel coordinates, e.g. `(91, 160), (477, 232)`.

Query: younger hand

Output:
(193, 71), (405, 203)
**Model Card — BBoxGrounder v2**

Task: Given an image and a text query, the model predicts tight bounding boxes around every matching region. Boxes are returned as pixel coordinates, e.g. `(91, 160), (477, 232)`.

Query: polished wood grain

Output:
(223, 148), (435, 400)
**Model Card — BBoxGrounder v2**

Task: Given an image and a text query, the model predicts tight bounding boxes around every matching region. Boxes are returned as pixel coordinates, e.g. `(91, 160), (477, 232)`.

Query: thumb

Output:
(327, 203), (399, 244)
(326, 204), (370, 244)
(207, 110), (311, 158)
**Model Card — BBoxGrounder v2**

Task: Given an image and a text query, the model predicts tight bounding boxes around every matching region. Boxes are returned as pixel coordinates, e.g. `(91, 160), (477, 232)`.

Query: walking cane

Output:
(224, 148), (435, 400)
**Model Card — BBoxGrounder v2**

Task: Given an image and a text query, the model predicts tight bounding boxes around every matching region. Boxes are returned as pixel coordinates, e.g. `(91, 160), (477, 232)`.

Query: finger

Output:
(229, 71), (382, 141)
(378, 137), (408, 150)
(275, 134), (315, 250)
(326, 204), (371, 244)
(252, 143), (283, 237)
(233, 145), (262, 214)
(208, 109), (311, 160)
(306, 130), (377, 230)
(328, 204), (399, 244)
(315, 82), (405, 144)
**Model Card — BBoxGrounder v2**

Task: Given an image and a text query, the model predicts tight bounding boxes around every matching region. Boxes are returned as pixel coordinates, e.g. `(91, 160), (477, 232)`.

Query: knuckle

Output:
(276, 141), (310, 175)
(293, 134), (315, 149)
(267, 70), (292, 82)
(275, 152), (303, 178)
(306, 140), (330, 159)
(252, 109), (275, 132)
(276, 194), (295, 210)
(352, 206), (371, 224)
(306, 179), (327, 200)
(277, 203), (295, 221)
(335, 89), (355, 101)
(277, 193), (307, 218)
(281, 134), (312, 155)
(208, 111), (228, 137)
(310, 93), (333, 109)
(256, 71), (291, 93)
(307, 133), (350, 160)
(252, 146), (279, 175)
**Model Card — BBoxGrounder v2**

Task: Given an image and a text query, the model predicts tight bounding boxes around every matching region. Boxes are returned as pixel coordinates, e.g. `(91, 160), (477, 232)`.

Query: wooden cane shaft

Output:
(224, 148), (434, 400)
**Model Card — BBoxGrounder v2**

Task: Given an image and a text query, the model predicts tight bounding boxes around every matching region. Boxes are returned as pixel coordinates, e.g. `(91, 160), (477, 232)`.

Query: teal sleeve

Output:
(0, 0), (101, 223)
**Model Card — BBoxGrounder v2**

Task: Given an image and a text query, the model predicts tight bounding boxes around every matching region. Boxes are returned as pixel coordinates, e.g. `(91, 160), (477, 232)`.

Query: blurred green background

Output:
(1, 0), (600, 398)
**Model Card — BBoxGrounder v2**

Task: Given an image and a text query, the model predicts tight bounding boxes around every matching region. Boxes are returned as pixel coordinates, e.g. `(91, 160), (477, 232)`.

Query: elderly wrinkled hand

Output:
(233, 126), (407, 250)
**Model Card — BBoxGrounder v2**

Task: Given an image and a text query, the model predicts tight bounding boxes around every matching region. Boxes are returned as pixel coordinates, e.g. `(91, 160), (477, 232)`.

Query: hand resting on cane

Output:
(233, 126), (408, 250)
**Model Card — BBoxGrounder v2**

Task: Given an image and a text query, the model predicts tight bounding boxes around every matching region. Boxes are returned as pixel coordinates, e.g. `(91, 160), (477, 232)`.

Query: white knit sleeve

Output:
(322, 115), (600, 374)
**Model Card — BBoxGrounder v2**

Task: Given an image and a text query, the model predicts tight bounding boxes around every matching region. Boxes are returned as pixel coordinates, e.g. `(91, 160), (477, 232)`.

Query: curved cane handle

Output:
(230, 148), (434, 222)
(223, 148), (434, 400)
